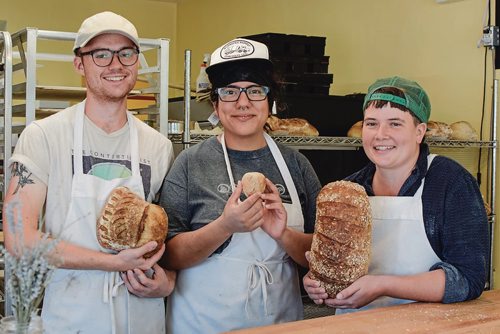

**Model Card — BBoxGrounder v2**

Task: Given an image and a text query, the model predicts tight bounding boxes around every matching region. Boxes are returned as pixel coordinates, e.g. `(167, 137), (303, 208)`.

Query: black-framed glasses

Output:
(78, 47), (140, 67)
(217, 85), (270, 102)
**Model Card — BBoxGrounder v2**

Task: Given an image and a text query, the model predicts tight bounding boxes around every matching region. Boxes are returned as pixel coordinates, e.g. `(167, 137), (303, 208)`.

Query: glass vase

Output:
(0, 315), (43, 334)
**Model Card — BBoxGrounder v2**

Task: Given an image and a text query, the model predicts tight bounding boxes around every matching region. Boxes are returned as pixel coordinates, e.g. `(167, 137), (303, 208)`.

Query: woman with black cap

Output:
(159, 38), (321, 333)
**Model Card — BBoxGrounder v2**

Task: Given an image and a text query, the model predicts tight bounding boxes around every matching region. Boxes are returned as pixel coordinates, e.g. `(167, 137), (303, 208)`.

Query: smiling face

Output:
(74, 33), (138, 103)
(362, 104), (427, 173)
(214, 81), (269, 150)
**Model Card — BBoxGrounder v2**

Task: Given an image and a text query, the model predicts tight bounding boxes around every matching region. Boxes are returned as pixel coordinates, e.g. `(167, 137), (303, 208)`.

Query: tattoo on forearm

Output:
(11, 162), (35, 194)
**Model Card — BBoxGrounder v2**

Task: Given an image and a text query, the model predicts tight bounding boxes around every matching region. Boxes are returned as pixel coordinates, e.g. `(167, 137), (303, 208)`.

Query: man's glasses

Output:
(217, 85), (270, 102)
(78, 47), (140, 67)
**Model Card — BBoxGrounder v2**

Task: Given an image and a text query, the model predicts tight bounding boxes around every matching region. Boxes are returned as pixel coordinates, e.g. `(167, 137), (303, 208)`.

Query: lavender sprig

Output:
(2, 200), (59, 326)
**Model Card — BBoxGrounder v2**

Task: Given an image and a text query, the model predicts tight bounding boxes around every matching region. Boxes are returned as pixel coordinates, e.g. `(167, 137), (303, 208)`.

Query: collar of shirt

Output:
(350, 143), (430, 196)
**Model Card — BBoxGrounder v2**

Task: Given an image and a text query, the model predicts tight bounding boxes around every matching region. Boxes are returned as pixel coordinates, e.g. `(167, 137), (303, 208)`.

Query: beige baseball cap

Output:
(73, 11), (139, 52)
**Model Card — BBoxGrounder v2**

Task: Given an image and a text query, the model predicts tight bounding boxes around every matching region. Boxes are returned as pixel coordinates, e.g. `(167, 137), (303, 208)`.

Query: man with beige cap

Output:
(3, 11), (175, 333)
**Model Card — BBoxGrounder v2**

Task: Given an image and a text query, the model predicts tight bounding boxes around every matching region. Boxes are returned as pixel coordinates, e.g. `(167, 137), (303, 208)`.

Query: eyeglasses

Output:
(78, 47), (140, 67)
(217, 85), (270, 102)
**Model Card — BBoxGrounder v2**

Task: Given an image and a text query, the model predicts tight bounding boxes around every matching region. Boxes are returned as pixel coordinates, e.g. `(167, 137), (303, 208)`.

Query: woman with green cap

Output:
(304, 76), (489, 313)
(159, 38), (321, 333)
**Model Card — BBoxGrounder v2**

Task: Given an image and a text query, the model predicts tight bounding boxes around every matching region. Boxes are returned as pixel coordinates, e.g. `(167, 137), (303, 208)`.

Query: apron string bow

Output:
(245, 262), (274, 318)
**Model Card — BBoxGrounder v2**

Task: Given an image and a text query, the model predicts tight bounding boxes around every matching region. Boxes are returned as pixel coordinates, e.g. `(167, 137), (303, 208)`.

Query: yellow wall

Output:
(2, 0), (498, 286)
(176, 0), (489, 128)
(1, 0), (177, 89)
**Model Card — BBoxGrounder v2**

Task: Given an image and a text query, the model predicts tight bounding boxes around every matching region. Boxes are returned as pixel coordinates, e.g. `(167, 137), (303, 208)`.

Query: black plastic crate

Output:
(241, 33), (326, 57)
(281, 73), (333, 85)
(271, 56), (329, 75)
(280, 82), (331, 96)
(278, 93), (368, 186)
(280, 93), (365, 136)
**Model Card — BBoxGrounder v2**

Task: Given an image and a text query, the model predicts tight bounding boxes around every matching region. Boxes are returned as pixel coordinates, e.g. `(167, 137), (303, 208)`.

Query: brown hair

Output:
(364, 87), (421, 126)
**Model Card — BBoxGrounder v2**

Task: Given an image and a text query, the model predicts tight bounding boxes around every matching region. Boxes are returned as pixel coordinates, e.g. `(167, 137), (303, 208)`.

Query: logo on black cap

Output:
(220, 39), (255, 60)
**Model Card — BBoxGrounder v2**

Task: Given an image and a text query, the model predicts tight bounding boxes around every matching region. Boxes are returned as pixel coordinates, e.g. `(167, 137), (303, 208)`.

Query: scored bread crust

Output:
(309, 180), (372, 298)
(265, 115), (319, 137)
(425, 120), (452, 140)
(97, 186), (168, 258)
(241, 172), (266, 196)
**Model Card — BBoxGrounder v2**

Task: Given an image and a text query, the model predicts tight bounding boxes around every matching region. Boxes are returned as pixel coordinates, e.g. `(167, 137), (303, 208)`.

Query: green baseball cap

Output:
(363, 76), (431, 123)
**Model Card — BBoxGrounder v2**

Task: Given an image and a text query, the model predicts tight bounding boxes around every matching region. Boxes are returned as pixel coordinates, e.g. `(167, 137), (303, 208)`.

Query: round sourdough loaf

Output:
(97, 186), (168, 258)
(309, 180), (372, 298)
(241, 172), (266, 197)
(449, 121), (478, 141)
(347, 120), (363, 138)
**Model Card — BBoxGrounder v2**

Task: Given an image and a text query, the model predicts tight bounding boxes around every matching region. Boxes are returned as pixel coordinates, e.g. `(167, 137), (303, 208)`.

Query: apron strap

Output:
(414, 154), (437, 199)
(263, 133), (301, 208)
(103, 272), (125, 334)
(73, 102), (86, 175)
(127, 111), (140, 177)
(245, 262), (274, 318)
(220, 133), (236, 191)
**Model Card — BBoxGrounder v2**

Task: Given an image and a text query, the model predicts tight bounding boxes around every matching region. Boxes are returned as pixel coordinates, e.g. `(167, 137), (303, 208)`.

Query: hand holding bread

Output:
(308, 181), (372, 298)
(97, 187), (168, 258)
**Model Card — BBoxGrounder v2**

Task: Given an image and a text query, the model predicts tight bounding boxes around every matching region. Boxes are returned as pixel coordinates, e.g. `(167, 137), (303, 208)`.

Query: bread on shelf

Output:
(449, 121), (479, 141)
(346, 120), (363, 138)
(265, 115), (319, 136)
(425, 120), (452, 140)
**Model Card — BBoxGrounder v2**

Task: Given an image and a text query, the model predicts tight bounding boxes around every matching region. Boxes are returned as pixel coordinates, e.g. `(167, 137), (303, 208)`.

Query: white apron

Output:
(42, 102), (165, 334)
(166, 132), (304, 334)
(337, 154), (441, 314)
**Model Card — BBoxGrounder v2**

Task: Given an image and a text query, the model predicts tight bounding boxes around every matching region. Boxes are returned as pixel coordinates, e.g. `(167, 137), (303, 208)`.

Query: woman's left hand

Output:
(121, 263), (177, 298)
(260, 178), (287, 240)
(324, 275), (382, 309)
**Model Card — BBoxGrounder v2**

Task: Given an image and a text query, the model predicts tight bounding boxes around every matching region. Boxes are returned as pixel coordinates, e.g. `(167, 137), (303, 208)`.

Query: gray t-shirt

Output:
(160, 136), (321, 254)
(10, 102), (174, 237)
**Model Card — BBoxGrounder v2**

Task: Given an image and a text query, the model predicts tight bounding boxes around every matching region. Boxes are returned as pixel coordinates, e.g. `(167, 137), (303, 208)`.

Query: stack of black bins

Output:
(241, 33), (333, 95)
(242, 33), (369, 188)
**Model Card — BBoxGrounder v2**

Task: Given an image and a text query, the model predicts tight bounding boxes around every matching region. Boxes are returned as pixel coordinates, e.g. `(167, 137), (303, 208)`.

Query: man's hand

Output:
(121, 263), (177, 298)
(115, 242), (165, 272)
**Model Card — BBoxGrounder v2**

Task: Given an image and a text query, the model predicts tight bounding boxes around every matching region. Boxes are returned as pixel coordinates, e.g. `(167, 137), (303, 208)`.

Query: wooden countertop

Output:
(226, 290), (500, 334)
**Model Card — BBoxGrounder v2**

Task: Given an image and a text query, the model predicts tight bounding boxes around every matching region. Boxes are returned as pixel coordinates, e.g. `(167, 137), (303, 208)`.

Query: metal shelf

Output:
(169, 133), (497, 150)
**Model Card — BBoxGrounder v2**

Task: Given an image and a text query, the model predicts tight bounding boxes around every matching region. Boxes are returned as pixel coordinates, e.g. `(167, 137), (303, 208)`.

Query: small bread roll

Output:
(97, 187), (168, 258)
(449, 121), (478, 141)
(241, 172), (266, 196)
(347, 120), (363, 138)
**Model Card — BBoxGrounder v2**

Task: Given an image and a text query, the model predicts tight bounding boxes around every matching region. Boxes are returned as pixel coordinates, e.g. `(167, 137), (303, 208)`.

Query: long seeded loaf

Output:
(309, 180), (372, 298)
